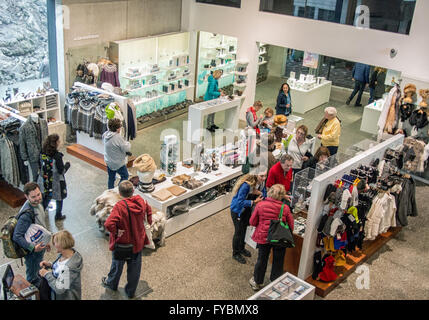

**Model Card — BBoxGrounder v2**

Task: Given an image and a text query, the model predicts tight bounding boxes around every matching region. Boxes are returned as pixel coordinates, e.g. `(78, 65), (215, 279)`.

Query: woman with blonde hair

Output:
(230, 174), (262, 264)
(38, 230), (83, 300)
(204, 69), (225, 132)
(249, 184), (294, 290)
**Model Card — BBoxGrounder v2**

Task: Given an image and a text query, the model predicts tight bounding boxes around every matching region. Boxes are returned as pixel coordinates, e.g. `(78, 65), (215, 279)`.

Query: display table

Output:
(187, 97), (240, 144)
(289, 81), (332, 114)
(248, 272), (315, 300)
(360, 98), (385, 135)
(135, 162), (242, 237)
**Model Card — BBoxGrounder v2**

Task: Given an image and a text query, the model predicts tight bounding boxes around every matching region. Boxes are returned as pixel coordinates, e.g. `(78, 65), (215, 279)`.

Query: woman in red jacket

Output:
(248, 184), (294, 291)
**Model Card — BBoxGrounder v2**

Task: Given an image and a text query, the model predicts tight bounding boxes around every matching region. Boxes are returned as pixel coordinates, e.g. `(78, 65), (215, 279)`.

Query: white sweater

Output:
(364, 193), (397, 240)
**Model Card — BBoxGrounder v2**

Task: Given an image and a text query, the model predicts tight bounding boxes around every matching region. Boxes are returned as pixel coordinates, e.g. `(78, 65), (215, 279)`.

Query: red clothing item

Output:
(249, 197), (294, 244)
(319, 255), (337, 282)
(247, 107), (260, 135)
(266, 162), (293, 191)
(105, 195), (152, 253)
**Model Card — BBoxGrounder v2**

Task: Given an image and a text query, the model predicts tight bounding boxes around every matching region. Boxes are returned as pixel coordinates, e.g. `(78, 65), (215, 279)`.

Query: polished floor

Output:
(0, 77), (428, 300)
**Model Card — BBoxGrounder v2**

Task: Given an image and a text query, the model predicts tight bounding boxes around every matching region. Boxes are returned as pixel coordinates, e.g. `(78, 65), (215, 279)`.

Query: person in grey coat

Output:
(39, 230), (83, 300)
(19, 115), (48, 182)
(103, 118), (131, 189)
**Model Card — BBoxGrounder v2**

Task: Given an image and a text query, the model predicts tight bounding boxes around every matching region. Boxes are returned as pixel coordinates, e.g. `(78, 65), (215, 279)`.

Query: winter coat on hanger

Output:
(19, 116), (48, 163)
(364, 192), (397, 240)
(395, 177), (418, 227)
(378, 85), (401, 137)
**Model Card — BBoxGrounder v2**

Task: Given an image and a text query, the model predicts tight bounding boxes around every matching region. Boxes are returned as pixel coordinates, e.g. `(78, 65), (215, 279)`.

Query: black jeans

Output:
(231, 209), (251, 256)
(326, 146), (338, 156)
(42, 196), (63, 218)
(348, 80), (365, 105)
(253, 243), (286, 285)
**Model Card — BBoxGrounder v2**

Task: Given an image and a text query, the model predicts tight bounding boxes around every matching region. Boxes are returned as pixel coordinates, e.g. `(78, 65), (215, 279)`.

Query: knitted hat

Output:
(133, 154), (156, 173)
(274, 114), (287, 126)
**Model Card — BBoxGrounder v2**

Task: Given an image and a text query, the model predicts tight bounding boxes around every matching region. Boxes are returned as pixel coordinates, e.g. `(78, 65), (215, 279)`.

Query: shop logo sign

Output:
(58, 5), (71, 30)
(355, 264), (370, 289)
(355, 5), (370, 29)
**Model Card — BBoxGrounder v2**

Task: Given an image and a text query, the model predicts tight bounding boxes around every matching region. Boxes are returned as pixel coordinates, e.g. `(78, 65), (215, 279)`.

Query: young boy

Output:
(260, 107), (274, 132)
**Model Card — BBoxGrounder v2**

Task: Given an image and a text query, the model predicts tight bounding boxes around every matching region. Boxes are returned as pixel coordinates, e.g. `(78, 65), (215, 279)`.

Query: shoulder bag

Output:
(267, 204), (295, 248)
(112, 200), (134, 260)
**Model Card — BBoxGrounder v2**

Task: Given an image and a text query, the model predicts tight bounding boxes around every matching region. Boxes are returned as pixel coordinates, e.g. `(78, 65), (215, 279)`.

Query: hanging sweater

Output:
(364, 192), (397, 240)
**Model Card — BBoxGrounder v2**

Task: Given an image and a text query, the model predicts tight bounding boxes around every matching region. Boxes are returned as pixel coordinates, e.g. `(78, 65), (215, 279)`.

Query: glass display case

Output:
(291, 167), (315, 213)
(248, 272), (315, 300)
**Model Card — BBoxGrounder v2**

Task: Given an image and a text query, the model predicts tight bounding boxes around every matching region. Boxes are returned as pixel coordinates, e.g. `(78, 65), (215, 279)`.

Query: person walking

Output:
(373, 67), (387, 101)
(38, 230), (83, 300)
(12, 182), (51, 286)
(286, 125), (313, 174)
(102, 181), (152, 299)
(230, 174), (262, 264)
(40, 134), (69, 220)
(249, 184), (294, 290)
(346, 62), (370, 107)
(103, 118), (131, 189)
(317, 107), (341, 156)
(275, 83), (292, 116)
(204, 69), (224, 132)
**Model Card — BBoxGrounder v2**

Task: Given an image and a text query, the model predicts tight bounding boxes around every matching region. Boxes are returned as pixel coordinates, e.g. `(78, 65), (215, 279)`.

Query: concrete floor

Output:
(0, 77), (428, 300)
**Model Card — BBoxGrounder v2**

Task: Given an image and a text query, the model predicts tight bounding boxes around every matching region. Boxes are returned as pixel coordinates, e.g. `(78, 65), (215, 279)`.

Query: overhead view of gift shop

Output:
(1, 0), (429, 301)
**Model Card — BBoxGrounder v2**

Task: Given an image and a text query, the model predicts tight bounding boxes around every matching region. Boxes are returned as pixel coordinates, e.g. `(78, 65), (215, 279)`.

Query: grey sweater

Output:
(103, 131), (131, 170)
(246, 111), (262, 129)
(44, 250), (83, 300)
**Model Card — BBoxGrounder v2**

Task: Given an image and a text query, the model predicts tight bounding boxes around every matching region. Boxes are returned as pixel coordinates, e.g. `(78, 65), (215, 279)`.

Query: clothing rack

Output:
(296, 134), (404, 296)
(0, 106), (27, 207)
(66, 82), (133, 171)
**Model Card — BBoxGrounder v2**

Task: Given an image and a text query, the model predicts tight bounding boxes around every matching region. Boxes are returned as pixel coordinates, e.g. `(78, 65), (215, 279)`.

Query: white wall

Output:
(182, 0), (429, 119)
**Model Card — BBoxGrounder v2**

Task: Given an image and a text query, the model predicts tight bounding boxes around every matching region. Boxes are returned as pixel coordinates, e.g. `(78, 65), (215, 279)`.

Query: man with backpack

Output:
(12, 182), (51, 286)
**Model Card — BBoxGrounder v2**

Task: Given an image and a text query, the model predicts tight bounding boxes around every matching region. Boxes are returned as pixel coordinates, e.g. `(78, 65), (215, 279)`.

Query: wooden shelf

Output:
(305, 227), (402, 297)
(0, 180), (26, 208)
(67, 144), (135, 171)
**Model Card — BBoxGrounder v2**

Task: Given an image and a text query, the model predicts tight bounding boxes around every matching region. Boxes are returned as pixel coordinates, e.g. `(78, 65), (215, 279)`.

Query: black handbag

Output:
(112, 200), (134, 260)
(267, 204), (295, 248)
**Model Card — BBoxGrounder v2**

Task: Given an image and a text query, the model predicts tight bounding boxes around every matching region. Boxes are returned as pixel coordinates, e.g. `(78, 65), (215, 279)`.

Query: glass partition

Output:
(259, 0), (416, 35)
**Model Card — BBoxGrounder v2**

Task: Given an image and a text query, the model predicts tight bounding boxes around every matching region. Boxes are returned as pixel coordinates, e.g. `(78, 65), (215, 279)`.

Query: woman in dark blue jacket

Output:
(230, 174), (262, 264)
(275, 83), (292, 116)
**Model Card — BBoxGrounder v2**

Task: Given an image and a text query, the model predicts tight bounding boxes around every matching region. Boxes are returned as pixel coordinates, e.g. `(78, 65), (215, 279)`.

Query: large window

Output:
(260, 0), (416, 35)
(0, 0), (53, 99)
(196, 0), (241, 8)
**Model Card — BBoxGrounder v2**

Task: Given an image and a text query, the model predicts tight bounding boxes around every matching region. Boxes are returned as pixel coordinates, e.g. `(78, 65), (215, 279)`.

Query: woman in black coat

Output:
(275, 83), (292, 116)
(40, 134), (70, 220)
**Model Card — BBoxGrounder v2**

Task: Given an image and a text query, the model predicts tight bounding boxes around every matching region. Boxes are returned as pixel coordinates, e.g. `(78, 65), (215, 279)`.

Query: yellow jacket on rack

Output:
(321, 117), (341, 147)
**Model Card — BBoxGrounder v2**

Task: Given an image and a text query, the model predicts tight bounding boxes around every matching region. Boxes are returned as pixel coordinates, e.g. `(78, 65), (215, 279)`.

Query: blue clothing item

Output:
(105, 250), (142, 297)
(25, 249), (45, 286)
(352, 63), (370, 84)
(334, 237), (348, 250)
(230, 182), (253, 217)
(107, 165), (129, 189)
(13, 201), (37, 252)
(275, 91), (292, 116)
(204, 75), (221, 101)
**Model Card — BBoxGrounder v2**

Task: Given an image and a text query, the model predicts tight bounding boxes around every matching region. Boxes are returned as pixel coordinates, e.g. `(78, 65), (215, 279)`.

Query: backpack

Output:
(1, 212), (32, 259)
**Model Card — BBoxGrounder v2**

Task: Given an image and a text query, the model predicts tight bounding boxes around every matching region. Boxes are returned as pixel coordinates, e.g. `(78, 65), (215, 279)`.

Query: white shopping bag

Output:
(245, 226), (257, 249)
(25, 224), (52, 247)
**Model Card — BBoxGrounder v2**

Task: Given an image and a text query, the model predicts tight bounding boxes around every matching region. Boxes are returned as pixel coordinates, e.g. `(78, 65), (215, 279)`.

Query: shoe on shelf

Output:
(101, 276), (117, 291)
(354, 103), (362, 107)
(55, 215), (66, 221)
(233, 254), (246, 264)
(241, 249), (251, 257)
(249, 277), (263, 291)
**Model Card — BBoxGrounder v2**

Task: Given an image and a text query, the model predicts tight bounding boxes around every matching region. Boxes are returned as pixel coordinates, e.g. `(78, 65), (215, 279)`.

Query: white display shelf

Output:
(289, 81), (332, 114)
(165, 74), (193, 83)
(163, 62), (194, 71)
(360, 98), (385, 135)
(203, 62), (235, 70)
(140, 82), (162, 90)
(233, 82), (247, 87)
(258, 61), (268, 65)
(4, 91), (58, 105)
(164, 85), (194, 95)
(259, 49), (267, 55)
(132, 94), (164, 105)
(135, 161), (242, 237)
(122, 70), (163, 80)
(233, 71), (248, 76)
(236, 60), (249, 65)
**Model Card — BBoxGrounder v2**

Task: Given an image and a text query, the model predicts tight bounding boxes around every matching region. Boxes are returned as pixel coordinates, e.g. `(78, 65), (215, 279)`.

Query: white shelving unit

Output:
(232, 61), (249, 93)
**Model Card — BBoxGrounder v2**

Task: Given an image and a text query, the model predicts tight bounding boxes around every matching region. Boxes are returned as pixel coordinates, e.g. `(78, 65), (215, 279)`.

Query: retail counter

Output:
(360, 98), (385, 135)
(135, 162), (242, 237)
(289, 81), (332, 114)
